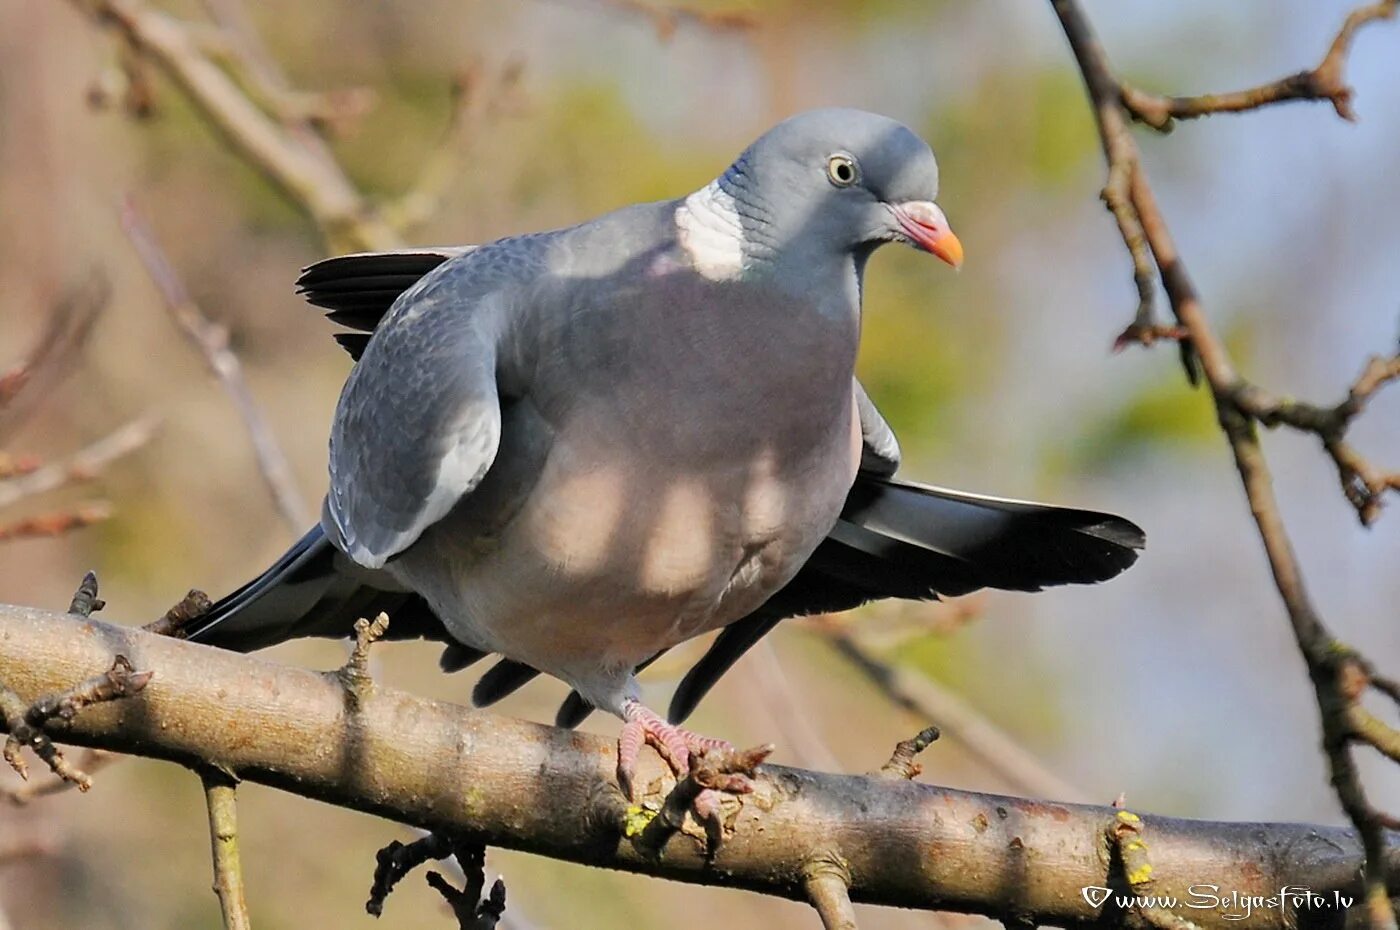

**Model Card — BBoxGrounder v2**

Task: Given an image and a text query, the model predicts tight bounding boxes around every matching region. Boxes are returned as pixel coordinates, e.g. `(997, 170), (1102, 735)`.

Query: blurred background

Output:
(1, 1), (1398, 927)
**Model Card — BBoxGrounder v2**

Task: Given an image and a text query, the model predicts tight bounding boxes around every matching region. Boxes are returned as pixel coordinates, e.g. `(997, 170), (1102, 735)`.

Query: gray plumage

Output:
(185, 109), (1144, 724)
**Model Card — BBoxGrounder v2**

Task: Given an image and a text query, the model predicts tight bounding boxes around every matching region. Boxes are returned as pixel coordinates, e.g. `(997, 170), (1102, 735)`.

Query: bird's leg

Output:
(617, 699), (735, 817)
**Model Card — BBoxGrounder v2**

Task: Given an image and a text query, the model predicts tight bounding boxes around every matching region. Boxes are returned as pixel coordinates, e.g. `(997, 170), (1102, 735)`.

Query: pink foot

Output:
(617, 699), (742, 828)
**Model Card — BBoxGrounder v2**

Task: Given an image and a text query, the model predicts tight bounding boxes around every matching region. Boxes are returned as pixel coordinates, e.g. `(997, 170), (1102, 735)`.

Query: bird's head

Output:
(677, 108), (963, 281)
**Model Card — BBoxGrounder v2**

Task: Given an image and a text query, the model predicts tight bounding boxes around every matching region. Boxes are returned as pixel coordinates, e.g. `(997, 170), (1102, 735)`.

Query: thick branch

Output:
(0, 604), (1392, 928)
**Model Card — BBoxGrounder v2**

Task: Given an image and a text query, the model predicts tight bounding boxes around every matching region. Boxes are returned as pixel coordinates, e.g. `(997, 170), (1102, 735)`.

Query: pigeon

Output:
(183, 108), (1143, 804)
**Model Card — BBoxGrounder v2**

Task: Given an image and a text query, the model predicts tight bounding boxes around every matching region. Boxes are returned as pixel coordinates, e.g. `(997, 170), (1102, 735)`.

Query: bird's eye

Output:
(826, 154), (858, 187)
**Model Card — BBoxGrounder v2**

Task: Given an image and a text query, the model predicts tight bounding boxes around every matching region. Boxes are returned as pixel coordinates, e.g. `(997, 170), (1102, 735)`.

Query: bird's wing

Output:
(324, 240), (542, 568)
(854, 378), (901, 476)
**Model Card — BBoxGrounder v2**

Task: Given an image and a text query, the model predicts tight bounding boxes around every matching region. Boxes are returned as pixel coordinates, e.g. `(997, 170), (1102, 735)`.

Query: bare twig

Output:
(67, 571), (104, 618)
(367, 832), (506, 928)
(1, 654), (151, 789)
(1228, 354), (1400, 525)
(803, 853), (859, 930)
(0, 504), (113, 542)
(70, 0), (402, 251)
(340, 612), (390, 696)
(547, 0), (757, 41)
(875, 726), (940, 781)
(1049, 2), (1400, 926)
(1101, 810), (1205, 930)
(0, 417), (158, 512)
(0, 273), (108, 441)
(120, 197), (310, 532)
(145, 589), (212, 638)
(201, 768), (253, 930)
(1121, 1), (1399, 131)
(384, 60), (527, 236)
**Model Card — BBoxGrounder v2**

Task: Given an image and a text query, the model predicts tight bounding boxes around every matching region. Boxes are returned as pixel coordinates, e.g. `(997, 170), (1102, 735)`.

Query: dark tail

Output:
(184, 524), (455, 653)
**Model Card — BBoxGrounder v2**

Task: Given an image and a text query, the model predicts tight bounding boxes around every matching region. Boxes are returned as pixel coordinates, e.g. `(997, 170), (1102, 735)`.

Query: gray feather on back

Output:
(326, 237), (547, 568)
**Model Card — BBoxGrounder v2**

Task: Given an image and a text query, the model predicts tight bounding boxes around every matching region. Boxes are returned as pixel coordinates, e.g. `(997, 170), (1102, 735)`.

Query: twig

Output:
(0, 416), (159, 512)
(1, 655), (152, 789)
(145, 589), (213, 638)
(1048, 3), (1400, 927)
(825, 629), (1086, 801)
(201, 768), (253, 930)
(367, 832), (506, 928)
(339, 613), (390, 700)
(1103, 810), (1203, 930)
(384, 60), (527, 236)
(803, 852), (859, 930)
(1121, 1), (1399, 131)
(1, 749), (117, 806)
(1228, 354), (1400, 525)
(70, 0), (402, 252)
(0, 504), (113, 542)
(67, 571), (104, 618)
(0, 273), (108, 442)
(875, 726), (940, 781)
(546, 0), (757, 41)
(120, 197), (310, 532)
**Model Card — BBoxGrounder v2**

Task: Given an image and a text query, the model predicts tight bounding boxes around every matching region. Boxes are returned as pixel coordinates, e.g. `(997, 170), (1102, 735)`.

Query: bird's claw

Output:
(617, 699), (765, 844)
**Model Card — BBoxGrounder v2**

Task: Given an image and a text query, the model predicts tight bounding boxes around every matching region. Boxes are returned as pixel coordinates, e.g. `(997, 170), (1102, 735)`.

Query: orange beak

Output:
(891, 201), (964, 269)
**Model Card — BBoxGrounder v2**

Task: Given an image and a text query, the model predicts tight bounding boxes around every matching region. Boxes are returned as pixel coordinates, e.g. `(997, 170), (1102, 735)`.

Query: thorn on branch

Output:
(1, 655), (152, 790)
(2, 749), (118, 806)
(368, 832), (507, 928)
(876, 725), (940, 781)
(68, 571), (105, 618)
(145, 589), (212, 637)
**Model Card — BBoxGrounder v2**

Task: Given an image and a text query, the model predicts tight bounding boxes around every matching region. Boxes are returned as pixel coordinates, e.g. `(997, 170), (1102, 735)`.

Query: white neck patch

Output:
(674, 179), (746, 281)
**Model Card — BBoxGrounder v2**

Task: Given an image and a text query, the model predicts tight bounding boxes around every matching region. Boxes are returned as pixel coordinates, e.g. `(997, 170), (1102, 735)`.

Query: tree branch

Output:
(1121, 1), (1398, 131)
(0, 604), (1392, 928)
(201, 768), (253, 930)
(1048, 3), (1400, 927)
(0, 417), (158, 513)
(119, 198), (310, 531)
(68, 0), (403, 252)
